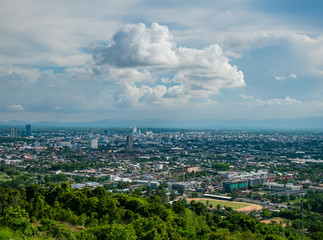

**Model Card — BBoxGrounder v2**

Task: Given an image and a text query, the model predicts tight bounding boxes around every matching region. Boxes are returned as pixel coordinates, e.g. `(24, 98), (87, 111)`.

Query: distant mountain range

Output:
(0, 116), (323, 129)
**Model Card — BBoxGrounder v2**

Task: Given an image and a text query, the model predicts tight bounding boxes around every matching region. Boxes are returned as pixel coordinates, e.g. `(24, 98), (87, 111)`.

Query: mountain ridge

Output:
(0, 116), (322, 129)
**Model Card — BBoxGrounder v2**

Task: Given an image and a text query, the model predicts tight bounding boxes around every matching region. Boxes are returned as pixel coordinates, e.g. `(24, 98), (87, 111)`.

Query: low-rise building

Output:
(223, 180), (248, 192)
(264, 182), (302, 192)
(248, 178), (266, 187)
(183, 166), (199, 173)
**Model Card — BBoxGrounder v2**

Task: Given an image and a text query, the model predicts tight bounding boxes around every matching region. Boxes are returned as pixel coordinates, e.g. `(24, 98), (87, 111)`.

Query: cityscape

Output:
(1, 0), (323, 239)
(0, 123), (322, 238)
(2, 124), (323, 194)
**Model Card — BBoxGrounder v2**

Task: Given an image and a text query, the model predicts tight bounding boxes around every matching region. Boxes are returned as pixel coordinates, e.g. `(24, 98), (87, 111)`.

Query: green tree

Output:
(40, 219), (75, 240)
(0, 206), (38, 236)
(170, 190), (177, 201)
(261, 209), (272, 219)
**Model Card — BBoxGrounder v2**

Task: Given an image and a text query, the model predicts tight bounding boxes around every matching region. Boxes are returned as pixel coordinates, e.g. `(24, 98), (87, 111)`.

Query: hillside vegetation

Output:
(0, 183), (321, 239)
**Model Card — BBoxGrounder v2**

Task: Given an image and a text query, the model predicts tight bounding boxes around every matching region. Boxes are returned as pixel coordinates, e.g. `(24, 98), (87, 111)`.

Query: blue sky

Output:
(0, 0), (322, 122)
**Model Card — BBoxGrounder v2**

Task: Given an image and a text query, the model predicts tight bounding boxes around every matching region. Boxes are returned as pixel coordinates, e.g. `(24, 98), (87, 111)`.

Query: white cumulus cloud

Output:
(7, 104), (24, 111)
(289, 73), (297, 79)
(238, 95), (301, 107)
(275, 73), (298, 81)
(275, 76), (285, 81)
(93, 23), (245, 104)
(94, 23), (178, 68)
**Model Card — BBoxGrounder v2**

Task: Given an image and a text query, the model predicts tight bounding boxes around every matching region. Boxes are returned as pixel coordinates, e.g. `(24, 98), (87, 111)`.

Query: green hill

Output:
(0, 183), (320, 239)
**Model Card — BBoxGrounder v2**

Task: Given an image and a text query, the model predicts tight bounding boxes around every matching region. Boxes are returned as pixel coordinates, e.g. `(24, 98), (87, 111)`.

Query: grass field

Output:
(188, 198), (251, 210)
(0, 173), (11, 182)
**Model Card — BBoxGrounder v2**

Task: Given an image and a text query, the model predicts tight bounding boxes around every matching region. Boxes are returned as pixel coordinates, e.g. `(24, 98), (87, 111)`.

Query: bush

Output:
(0, 206), (38, 236)
(40, 219), (75, 240)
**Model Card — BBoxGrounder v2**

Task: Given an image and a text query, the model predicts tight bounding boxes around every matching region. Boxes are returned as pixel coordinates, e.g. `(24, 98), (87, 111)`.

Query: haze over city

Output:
(1, 0), (323, 124)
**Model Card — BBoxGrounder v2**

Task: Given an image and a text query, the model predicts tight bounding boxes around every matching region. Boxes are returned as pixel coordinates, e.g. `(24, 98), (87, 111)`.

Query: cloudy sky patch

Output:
(0, 0), (322, 121)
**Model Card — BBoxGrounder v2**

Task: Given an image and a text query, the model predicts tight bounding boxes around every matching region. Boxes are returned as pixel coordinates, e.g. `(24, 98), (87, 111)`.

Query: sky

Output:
(1, 0), (323, 122)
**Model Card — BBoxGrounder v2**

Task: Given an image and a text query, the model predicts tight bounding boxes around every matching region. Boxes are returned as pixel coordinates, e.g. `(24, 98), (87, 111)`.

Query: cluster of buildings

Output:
(0, 127), (322, 197)
(222, 170), (268, 192)
(9, 124), (32, 138)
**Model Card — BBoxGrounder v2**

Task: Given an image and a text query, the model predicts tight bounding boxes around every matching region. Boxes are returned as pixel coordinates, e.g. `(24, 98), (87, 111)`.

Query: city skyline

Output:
(1, 0), (323, 122)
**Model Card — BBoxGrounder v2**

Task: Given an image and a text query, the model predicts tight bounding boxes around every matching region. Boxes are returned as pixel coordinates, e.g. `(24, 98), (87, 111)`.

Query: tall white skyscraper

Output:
(90, 139), (98, 149)
(132, 126), (137, 135)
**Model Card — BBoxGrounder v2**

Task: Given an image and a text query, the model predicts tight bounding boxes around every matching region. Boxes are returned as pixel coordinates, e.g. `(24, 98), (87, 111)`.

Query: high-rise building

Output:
(90, 139), (98, 149)
(132, 126), (137, 135)
(25, 124), (31, 136)
(127, 135), (133, 148)
(10, 127), (17, 138)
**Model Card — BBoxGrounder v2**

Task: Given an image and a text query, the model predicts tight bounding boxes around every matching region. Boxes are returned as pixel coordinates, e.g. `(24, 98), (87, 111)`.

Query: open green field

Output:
(187, 198), (251, 210)
(0, 173), (11, 182)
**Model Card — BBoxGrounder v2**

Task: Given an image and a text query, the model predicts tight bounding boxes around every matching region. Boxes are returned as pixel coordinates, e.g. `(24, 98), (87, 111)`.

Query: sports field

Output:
(187, 198), (262, 212)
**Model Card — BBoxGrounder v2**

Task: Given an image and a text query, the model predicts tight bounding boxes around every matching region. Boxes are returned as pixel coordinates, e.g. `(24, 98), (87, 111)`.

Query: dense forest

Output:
(0, 184), (322, 239)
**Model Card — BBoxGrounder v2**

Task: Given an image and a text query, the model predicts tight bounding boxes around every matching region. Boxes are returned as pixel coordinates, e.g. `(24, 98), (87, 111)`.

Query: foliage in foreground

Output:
(0, 183), (319, 239)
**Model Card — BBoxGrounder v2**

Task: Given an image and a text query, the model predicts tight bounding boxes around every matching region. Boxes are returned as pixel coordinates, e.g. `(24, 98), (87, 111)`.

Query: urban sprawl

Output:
(1, 125), (322, 209)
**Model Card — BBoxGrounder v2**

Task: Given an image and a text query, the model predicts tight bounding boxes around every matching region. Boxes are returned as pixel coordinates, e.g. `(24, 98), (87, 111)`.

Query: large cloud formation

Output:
(94, 23), (178, 68)
(0, 23), (245, 117)
(92, 23), (245, 105)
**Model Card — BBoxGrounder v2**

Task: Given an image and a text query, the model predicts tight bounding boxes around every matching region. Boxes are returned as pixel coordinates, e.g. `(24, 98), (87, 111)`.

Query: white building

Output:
(132, 126), (137, 135)
(90, 138), (98, 149)
(264, 182), (301, 192)
(155, 163), (163, 170)
(224, 170), (268, 181)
